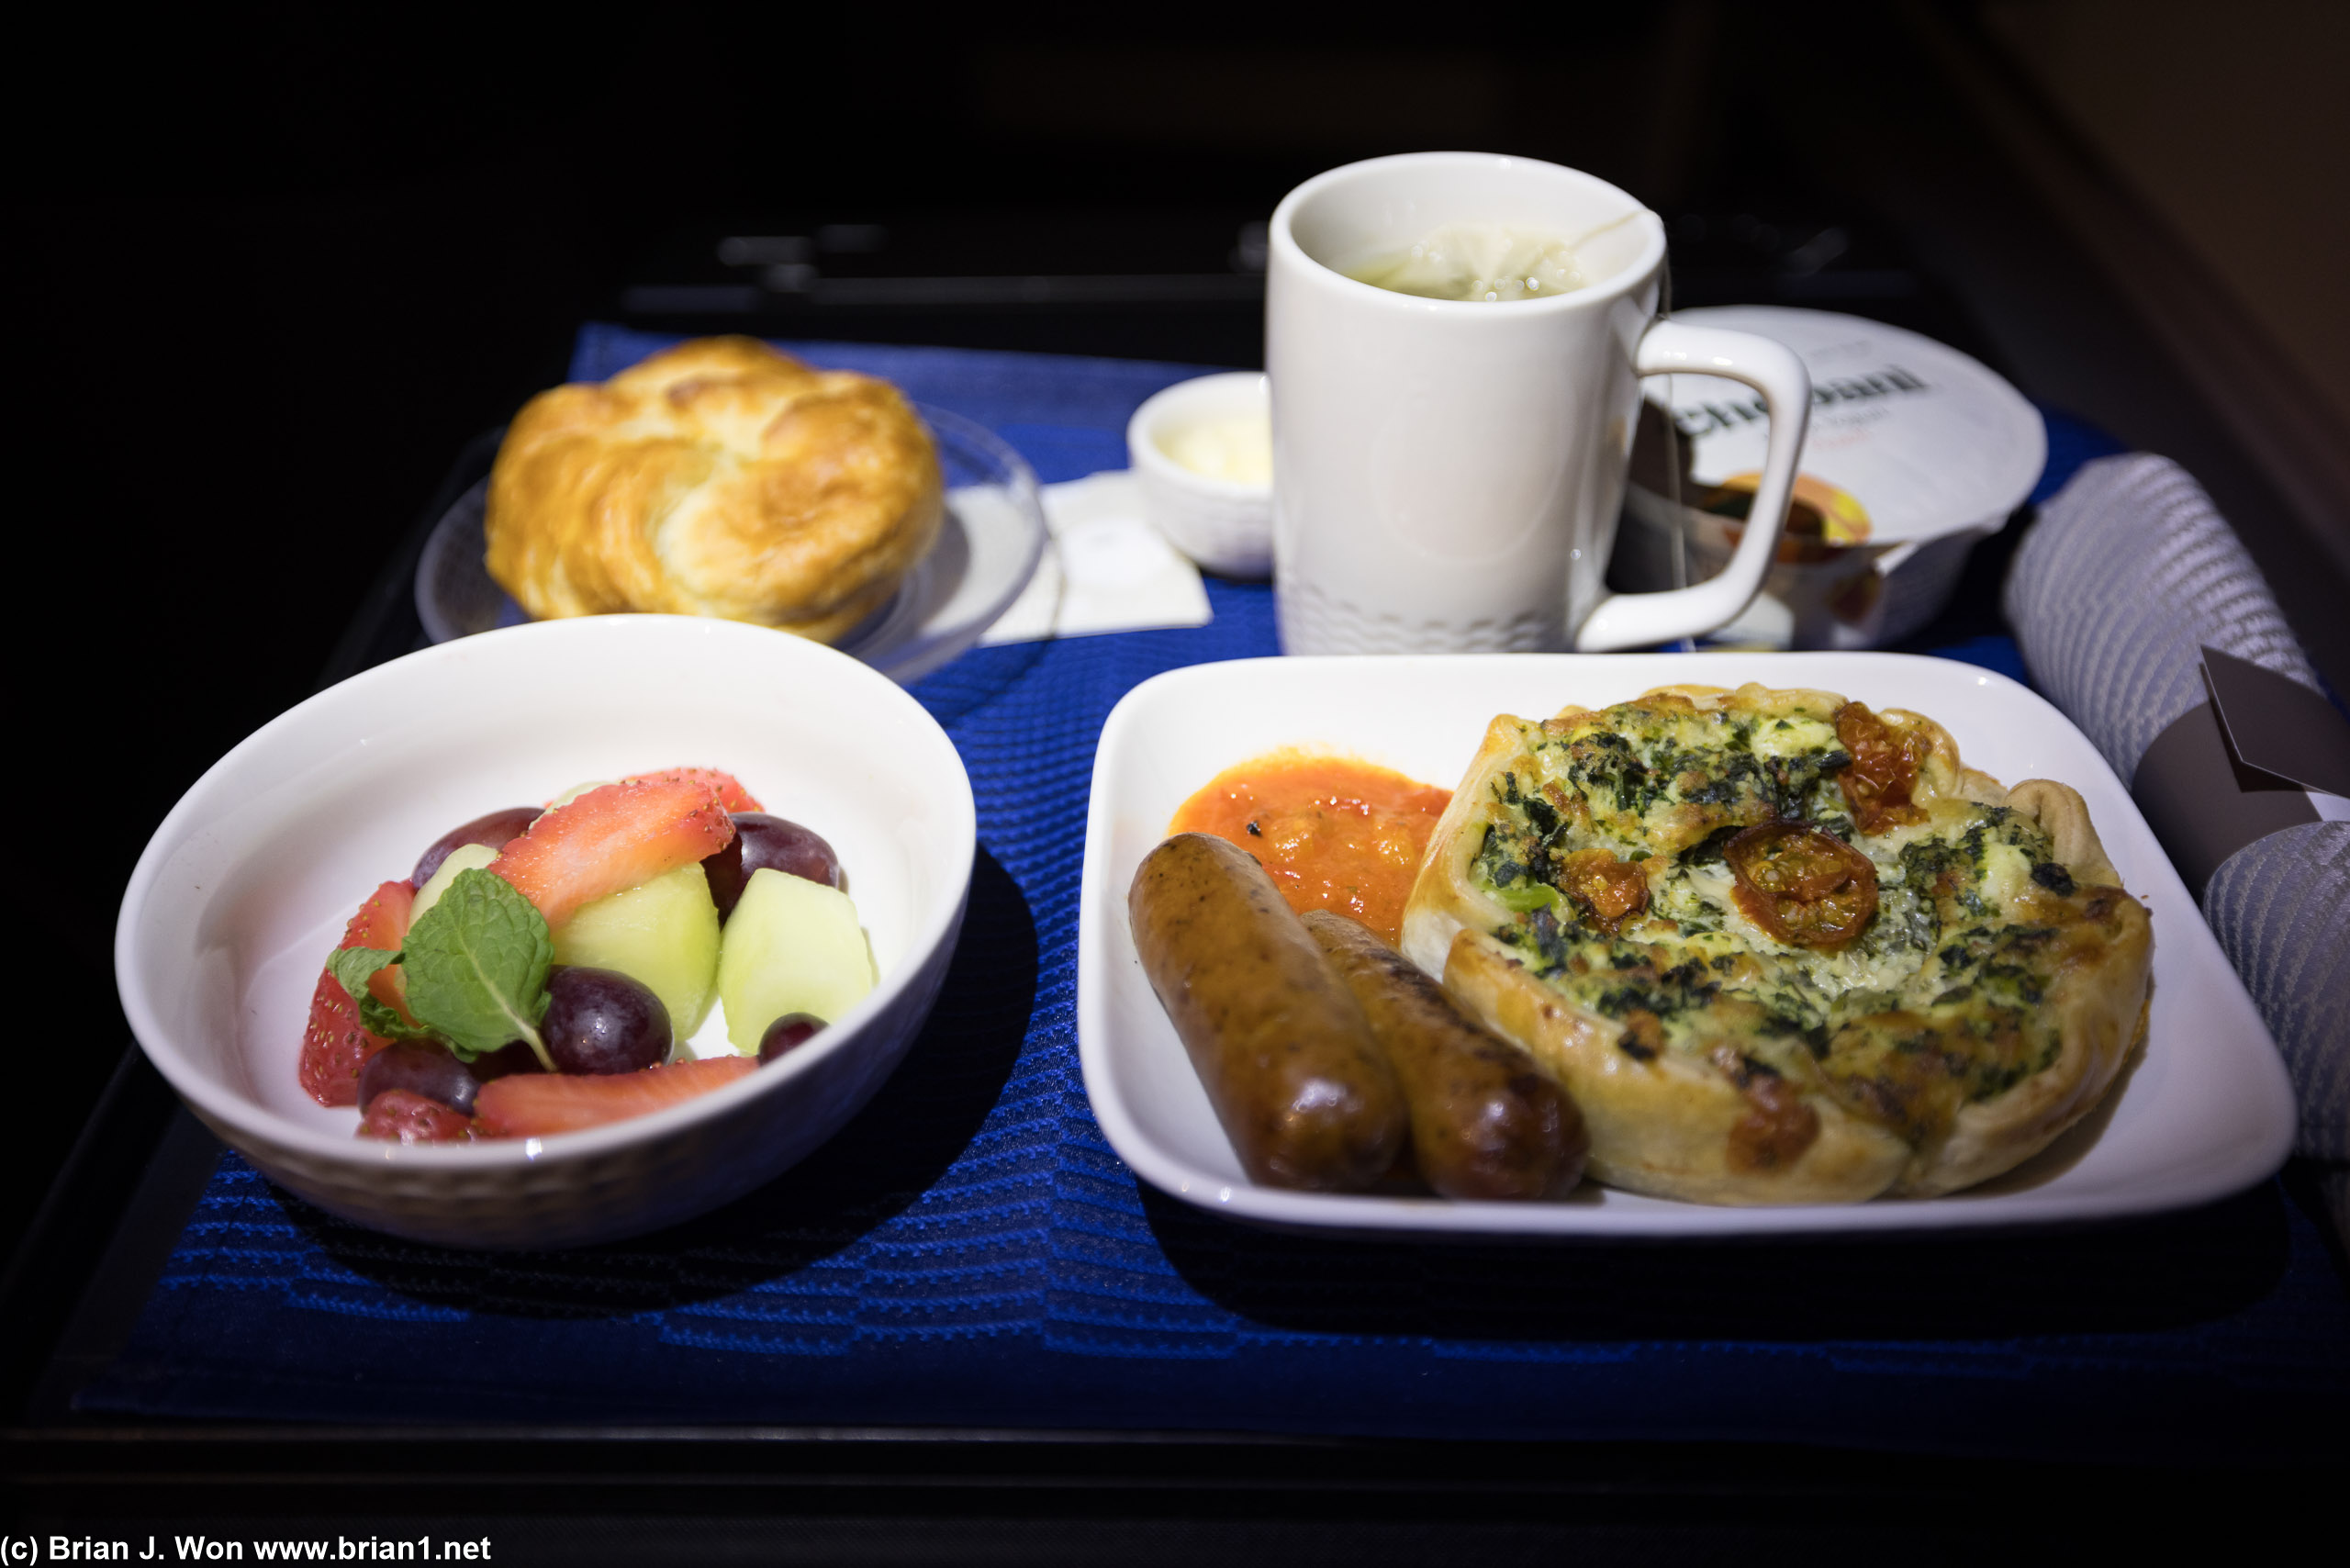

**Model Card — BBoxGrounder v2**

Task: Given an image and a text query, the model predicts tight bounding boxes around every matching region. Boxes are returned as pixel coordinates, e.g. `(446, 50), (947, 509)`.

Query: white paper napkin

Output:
(982, 472), (1213, 644)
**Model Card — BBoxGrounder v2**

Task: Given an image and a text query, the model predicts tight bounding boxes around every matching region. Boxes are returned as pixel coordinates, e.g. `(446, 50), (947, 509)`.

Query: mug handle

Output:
(1572, 320), (1811, 652)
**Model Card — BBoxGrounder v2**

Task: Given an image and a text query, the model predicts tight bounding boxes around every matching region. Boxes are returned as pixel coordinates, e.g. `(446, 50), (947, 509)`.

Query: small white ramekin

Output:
(1126, 372), (1274, 578)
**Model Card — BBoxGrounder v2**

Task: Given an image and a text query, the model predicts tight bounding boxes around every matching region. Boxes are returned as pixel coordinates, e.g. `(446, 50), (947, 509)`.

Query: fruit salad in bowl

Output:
(306, 764), (878, 1146)
(117, 615), (974, 1249)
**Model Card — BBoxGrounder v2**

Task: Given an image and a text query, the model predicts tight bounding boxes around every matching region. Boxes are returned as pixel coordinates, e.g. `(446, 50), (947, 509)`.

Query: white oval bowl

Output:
(115, 614), (975, 1249)
(1127, 372), (1274, 578)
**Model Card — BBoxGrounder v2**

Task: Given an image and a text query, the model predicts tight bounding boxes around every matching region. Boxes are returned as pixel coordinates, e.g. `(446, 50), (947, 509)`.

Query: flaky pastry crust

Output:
(485, 336), (944, 642)
(1404, 683), (2153, 1204)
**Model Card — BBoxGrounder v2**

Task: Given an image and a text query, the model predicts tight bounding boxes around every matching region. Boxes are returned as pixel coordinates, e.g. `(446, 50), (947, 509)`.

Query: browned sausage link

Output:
(1128, 834), (1406, 1191)
(1302, 910), (1588, 1201)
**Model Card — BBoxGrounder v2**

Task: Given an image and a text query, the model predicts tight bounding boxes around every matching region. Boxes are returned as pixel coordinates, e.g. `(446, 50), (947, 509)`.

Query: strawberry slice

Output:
(473, 1056), (757, 1137)
(621, 766), (765, 813)
(487, 778), (735, 929)
(357, 1089), (473, 1144)
(299, 973), (375, 1108)
(297, 879), (417, 1107)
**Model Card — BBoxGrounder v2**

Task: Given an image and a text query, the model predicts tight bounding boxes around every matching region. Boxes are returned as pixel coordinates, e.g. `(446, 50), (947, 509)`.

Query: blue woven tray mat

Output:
(79, 328), (2348, 1458)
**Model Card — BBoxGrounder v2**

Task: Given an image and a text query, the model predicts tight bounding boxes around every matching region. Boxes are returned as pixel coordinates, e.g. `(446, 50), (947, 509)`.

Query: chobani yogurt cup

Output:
(1617, 306), (2045, 648)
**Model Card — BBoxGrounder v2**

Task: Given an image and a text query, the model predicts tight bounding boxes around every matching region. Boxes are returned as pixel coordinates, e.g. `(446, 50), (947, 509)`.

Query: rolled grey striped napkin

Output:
(2005, 453), (2347, 1189)
(2204, 826), (2348, 1160)
(2005, 454), (2324, 769)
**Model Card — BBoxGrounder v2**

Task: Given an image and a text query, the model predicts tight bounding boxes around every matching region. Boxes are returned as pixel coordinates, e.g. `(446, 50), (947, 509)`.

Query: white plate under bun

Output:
(1078, 652), (2295, 1238)
(117, 615), (975, 1249)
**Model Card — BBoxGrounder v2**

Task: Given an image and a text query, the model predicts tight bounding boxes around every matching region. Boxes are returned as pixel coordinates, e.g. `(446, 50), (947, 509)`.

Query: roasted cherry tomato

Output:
(1835, 701), (1932, 834)
(1558, 847), (1650, 934)
(1725, 821), (1879, 947)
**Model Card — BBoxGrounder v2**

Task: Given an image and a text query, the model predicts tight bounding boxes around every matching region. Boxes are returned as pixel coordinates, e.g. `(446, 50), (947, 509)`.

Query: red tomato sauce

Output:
(1169, 752), (1452, 946)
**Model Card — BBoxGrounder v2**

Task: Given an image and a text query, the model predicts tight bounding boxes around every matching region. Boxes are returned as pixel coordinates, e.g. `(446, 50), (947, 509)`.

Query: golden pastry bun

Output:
(485, 337), (945, 642)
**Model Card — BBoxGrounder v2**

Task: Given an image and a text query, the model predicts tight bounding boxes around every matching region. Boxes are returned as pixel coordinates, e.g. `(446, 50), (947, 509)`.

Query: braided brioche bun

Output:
(485, 337), (944, 642)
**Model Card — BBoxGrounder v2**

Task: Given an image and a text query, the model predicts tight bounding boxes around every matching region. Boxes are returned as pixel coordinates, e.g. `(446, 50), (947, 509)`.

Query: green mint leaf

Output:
(328, 945), (399, 1002)
(354, 989), (437, 1044)
(327, 946), (436, 1042)
(397, 868), (553, 1066)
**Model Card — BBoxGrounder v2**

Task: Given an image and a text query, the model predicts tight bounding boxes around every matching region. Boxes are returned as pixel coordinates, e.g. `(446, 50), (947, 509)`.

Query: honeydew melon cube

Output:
(549, 779), (614, 808)
(412, 842), (499, 923)
(717, 868), (876, 1055)
(551, 861), (722, 1035)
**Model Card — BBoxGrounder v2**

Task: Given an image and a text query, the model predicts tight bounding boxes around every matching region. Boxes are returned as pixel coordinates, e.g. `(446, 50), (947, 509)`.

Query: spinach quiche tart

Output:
(1401, 684), (2152, 1204)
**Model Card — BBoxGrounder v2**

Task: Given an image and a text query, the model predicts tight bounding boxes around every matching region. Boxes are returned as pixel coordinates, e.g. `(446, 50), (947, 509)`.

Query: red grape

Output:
(757, 1013), (824, 1062)
(357, 1040), (480, 1114)
(702, 813), (842, 921)
(412, 805), (543, 888)
(542, 966), (671, 1075)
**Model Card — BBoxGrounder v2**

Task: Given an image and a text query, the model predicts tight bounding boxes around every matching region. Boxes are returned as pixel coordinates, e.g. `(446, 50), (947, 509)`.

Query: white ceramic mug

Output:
(1268, 152), (1810, 654)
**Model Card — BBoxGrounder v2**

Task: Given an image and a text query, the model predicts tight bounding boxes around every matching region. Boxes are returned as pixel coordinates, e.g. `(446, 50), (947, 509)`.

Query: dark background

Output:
(10, 6), (2346, 1530)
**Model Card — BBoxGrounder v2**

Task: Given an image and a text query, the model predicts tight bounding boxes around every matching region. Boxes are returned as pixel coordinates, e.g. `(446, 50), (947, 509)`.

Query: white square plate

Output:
(1076, 653), (2298, 1237)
